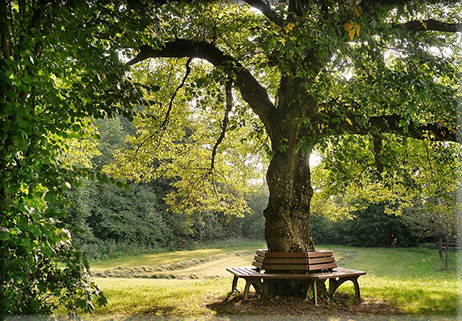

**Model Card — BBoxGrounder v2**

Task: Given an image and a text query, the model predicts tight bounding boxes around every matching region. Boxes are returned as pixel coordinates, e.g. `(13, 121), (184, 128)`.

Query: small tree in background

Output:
(402, 195), (458, 269)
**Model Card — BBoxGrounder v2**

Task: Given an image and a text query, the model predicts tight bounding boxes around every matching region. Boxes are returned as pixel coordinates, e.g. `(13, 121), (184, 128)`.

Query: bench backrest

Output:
(252, 249), (337, 272)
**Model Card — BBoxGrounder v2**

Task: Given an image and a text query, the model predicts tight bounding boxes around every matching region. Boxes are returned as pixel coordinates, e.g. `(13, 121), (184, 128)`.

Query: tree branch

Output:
(369, 115), (457, 142)
(325, 113), (458, 142)
(0, 0), (11, 60)
(244, 0), (284, 26)
(126, 40), (277, 139)
(134, 57), (192, 156)
(210, 77), (233, 170)
(394, 19), (462, 33)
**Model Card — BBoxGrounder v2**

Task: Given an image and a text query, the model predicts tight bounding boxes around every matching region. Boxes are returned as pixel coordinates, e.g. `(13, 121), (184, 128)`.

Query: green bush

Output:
(312, 203), (421, 247)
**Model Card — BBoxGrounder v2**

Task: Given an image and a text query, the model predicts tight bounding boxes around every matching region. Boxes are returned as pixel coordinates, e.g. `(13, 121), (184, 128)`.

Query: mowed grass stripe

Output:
(90, 242), (265, 271)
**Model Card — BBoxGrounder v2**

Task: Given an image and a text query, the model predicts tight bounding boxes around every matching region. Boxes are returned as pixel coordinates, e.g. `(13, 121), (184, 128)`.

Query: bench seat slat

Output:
(227, 267), (261, 277)
(309, 267), (366, 279)
(226, 267), (365, 280)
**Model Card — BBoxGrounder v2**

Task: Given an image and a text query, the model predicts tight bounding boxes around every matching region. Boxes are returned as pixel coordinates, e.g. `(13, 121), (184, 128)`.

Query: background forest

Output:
(66, 115), (442, 261)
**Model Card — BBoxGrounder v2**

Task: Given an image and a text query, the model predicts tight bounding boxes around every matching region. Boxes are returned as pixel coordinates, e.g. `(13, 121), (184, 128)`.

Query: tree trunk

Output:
(444, 235), (449, 270)
(438, 236), (443, 259)
(259, 73), (320, 297)
(262, 144), (317, 297)
(264, 149), (315, 252)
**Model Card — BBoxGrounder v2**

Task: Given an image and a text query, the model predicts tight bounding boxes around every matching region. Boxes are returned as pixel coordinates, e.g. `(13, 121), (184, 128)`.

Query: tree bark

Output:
(444, 235), (449, 270)
(438, 236), (443, 259)
(264, 149), (315, 252)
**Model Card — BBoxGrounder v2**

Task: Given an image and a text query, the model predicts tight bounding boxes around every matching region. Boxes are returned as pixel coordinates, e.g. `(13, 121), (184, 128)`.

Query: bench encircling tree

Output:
(227, 250), (365, 304)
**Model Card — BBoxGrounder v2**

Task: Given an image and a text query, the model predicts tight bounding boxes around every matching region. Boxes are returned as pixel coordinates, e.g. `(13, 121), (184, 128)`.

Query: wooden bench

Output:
(435, 242), (459, 250)
(226, 249), (366, 305)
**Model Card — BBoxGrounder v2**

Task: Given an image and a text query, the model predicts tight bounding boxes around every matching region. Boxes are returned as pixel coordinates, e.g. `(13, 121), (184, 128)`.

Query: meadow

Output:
(76, 240), (460, 320)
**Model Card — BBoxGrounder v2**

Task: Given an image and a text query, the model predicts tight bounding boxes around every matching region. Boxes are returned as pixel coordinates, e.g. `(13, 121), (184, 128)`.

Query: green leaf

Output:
(0, 229), (10, 241)
(45, 191), (57, 203)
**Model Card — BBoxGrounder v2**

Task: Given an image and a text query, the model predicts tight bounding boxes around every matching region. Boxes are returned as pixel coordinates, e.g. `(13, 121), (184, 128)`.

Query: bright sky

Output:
(310, 152), (322, 167)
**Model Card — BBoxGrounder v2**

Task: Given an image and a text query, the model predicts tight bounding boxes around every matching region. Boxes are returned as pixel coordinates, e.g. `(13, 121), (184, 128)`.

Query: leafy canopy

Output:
(114, 0), (460, 219)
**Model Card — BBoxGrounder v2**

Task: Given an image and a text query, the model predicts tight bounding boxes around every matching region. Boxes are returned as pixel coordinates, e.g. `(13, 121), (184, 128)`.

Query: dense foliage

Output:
(67, 117), (432, 256)
(65, 117), (267, 259)
(0, 1), (149, 317)
(311, 203), (421, 247)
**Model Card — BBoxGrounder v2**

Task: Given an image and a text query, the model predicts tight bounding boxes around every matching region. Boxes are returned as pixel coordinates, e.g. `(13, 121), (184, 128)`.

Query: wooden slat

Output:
(262, 264), (309, 270)
(308, 262), (337, 271)
(308, 257), (335, 264)
(263, 258), (308, 264)
(228, 267), (261, 277)
(253, 273), (318, 280)
(310, 267), (366, 279)
(253, 255), (265, 263)
(238, 268), (259, 277)
(226, 266), (366, 280)
(256, 249), (268, 257)
(252, 261), (263, 269)
(264, 252), (307, 258)
(307, 251), (333, 258)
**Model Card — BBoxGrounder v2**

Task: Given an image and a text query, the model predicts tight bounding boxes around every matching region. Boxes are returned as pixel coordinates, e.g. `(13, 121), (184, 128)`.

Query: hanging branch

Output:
(210, 76), (233, 170)
(319, 97), (458, 142)
(135, 57), (192, 155)
(126, 40), (276, 138)
(160, 57), (192, 129)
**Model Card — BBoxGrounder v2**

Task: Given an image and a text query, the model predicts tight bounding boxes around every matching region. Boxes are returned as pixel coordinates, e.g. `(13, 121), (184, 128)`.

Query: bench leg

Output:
(243, 280), (252, 301)
(352, 276), (361, 300)
(251, 281), (263, 296)
(313, 279), (318, 306)
(306, 280), (319, 305)
(231, 275), (239, 292)
(328, 278), (339, 298)
(328, 276), (361, 301)
(306, 282), (312, 301)
(242, 278), (263, 301)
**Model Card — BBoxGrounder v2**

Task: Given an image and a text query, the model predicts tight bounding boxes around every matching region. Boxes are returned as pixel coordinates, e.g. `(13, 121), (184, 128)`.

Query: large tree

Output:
(125, 0), (461, 254)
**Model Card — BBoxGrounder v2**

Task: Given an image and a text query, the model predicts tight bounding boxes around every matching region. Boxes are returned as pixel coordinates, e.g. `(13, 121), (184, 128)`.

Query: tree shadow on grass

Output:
(206, 292), (405, 320)
(120, 305), (177, 320)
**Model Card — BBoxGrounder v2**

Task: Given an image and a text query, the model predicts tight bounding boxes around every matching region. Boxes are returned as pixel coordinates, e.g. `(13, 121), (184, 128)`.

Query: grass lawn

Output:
(76, 241), (460, 320)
